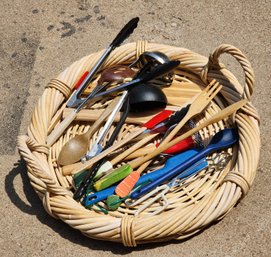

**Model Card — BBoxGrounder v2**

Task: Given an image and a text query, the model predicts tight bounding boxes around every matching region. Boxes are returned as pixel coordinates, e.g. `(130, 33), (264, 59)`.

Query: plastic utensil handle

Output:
(84, 148), (201, 206)
(165, 104), (190, 128)
(110, 17), (139, 47)
(74, 71), (89, 90)
(143, 110), (173, 129)
(131, 129), (238, 199)
(162, 136), (195, 154)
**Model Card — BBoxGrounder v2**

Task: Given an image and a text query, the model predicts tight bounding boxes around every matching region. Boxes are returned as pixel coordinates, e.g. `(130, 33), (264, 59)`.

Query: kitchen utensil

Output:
(129, 51), (173, 86)
(73, 86), (168, 200)
(83, 91), (128, 161)
(125, 158), (208, 215)
(127, 153), (231, 216)
(57, 95), (123, 166)
(63, 99), (247, 176)
(130, 128), (238, 199)
(67, 17), (139, 108)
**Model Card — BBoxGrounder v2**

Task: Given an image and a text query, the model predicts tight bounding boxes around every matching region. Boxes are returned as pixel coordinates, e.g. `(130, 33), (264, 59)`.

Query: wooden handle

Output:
(123, 145), (155, 161)
(110, 133), (158, 166)
(46, 109), (77, 146)
(129, 99), (248, 169)
(62, 107), (181, 124)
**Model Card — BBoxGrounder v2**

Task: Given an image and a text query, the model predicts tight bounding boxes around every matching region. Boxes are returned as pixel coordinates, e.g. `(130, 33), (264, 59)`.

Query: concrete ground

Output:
(1, 0), (270, 256)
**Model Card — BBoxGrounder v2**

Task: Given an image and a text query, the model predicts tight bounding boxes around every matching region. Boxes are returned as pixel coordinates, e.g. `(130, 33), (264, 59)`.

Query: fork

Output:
(158, 79), (222, 147)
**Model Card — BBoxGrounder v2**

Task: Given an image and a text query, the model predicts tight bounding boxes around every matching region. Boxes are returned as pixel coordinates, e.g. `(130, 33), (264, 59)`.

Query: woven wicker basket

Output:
(17, 41), (260, 247)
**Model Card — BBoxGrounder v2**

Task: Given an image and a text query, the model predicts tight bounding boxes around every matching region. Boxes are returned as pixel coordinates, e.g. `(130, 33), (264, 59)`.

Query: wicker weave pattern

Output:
(17, 42), (260, 246)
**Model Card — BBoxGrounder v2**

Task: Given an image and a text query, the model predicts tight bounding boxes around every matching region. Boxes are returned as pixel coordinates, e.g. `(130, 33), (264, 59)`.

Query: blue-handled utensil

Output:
(130, 128), (238, 199)
(83, 148), (202, 206)
(125, 158), (208, 215)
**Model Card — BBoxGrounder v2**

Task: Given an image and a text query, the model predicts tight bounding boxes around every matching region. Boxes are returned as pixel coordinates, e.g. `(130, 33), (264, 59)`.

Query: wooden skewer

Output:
(123, 145), (155, 160)
(109, 134), (158, 166)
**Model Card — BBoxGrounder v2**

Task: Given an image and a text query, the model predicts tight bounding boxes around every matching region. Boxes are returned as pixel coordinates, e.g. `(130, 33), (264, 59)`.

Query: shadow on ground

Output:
(5, 160), (193, 253)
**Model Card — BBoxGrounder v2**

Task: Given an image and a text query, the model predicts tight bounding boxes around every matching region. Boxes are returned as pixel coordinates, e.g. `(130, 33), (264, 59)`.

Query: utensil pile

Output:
(47, 17), (246, 215)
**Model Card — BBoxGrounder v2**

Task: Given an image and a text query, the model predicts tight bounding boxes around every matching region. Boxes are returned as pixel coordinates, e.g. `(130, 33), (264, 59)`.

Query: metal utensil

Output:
(67, 17), (139, 108)
(83, 91), (128, 161)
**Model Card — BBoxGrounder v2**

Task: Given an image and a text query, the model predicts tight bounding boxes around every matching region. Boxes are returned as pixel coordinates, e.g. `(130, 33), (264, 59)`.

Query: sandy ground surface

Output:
(1, 0), (270, 256)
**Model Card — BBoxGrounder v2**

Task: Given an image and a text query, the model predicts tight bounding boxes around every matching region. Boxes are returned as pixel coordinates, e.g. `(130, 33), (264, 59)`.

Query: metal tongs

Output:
(67, 17), (139, 108)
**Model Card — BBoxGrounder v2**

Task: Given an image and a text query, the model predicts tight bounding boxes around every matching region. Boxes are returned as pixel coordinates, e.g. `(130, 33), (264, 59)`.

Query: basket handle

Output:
(206, 44), (255, 100)
(17, 135), (72, 196)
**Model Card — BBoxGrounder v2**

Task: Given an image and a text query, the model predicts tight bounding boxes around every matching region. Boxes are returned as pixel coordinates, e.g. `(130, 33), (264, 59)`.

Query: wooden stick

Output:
(123, 145), (155, 160)
(62, 106), (182, 124)
(109, 133), (158, 166)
